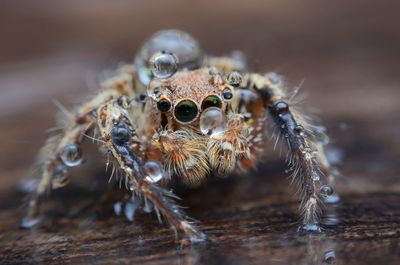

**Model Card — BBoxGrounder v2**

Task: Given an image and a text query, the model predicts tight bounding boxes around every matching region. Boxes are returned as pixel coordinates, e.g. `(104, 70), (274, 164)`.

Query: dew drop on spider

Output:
(320, 184), (334, 198)
(200, 107), (228, 138)
(149, 51), (178, 79)
(60, 144), (82, 167)
(143, 160), (164, 183)
(124, 198), (140, 221)
(227, 71), (242, 87)
(134, 30), (203, 86)
(312, 171), (320, 181)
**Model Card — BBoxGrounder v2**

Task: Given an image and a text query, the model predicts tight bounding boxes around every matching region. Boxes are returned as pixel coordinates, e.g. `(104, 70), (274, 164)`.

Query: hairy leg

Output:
(22, 89), (122, 228)
(96, 97), (206, 243)
(22, 64), (138, 228)
(247, 72), (336, 232)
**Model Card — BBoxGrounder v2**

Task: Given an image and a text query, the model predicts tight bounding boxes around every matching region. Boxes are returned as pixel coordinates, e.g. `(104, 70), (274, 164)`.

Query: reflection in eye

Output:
(174, 100), (199, 123)
(201, 95), (222, 110)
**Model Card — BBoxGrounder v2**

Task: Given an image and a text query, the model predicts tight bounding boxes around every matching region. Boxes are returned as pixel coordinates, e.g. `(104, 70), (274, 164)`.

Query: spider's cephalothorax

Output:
(23, 29), (338, 243)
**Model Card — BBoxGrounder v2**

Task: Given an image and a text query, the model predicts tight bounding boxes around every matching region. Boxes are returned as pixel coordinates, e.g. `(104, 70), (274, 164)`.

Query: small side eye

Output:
(222, 88), (233, 101)
(174, 100), (199, 123)
(157, 98), (171, 112)
(201, 95), (222, 110)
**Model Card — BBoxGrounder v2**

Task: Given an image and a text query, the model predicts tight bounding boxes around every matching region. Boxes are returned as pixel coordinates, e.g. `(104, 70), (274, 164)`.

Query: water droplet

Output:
(323, 250), (336, 264)
(134, 30), (203, 86)
(20, 216), (40, 229)
(113, 201), (122, 216)
(295, 124), (304, 133)
(320, 185), (334, 197)
(312, 171), (320, 181)
(243, 112), (252, 120)
(199, 107), (228, 138)
(149, 51), (178, 79)
(303, 148), (315, 160)
(143, 160), (164, 183)
(124, 198), (140, 221)
(60, 144), (82, 167)
(298, 223), (322, 233)
(227, 71), (242, 87)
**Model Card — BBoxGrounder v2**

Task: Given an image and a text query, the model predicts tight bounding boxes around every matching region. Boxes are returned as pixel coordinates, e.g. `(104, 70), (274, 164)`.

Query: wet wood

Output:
(0, 1), (399, 264)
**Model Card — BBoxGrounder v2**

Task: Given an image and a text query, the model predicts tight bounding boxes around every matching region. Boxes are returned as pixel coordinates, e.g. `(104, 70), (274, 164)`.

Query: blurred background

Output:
(0, 0), (399, 264)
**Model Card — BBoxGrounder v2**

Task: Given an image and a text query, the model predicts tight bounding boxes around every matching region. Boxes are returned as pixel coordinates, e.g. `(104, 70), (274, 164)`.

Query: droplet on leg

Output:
(143, 160), (164, 183)
(199, 107), (228, 138)
(124, 198), (140, 222)
(311, 171), (320, 181)
(320, 185), (334, 198)
(227, 71), (242, 87)
(60, 144), (82, 167)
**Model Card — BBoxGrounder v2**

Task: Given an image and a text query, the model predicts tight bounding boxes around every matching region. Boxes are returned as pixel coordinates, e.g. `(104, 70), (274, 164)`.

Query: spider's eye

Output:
(174, 100), (199, 123)
(157, 98), (171, 112)
(201, 95), (222, 110)
(222, 88), (233, 101)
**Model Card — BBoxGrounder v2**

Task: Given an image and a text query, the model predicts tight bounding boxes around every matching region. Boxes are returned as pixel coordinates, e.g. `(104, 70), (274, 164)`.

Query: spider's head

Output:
(147, 66), (235, 131)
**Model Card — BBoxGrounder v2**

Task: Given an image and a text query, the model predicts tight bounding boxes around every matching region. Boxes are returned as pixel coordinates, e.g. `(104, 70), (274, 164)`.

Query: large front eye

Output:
(174, 100), (199, 123)
(201, 95), (222, 110)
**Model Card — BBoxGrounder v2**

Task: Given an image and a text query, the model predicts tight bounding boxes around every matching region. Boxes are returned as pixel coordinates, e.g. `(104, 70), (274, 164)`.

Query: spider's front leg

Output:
(22, 89), (122, 228)
(22, 67), (137, 228)
(248, 73), (335, 232)
(96, 99), (206, 243)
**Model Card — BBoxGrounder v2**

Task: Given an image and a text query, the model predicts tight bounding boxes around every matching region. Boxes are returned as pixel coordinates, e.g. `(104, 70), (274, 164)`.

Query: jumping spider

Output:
(22, 30), (338, 243)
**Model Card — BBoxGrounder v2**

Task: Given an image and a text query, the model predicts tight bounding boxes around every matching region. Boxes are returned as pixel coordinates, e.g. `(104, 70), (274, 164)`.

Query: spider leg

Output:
(22, 89), (122, 228)
(22, 66), (137, 228)
(248, 72), (336, 232)
(96, 99), (206, 243)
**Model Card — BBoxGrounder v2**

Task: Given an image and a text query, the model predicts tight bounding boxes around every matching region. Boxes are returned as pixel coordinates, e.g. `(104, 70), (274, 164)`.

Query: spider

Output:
(22, 29), (338, 243)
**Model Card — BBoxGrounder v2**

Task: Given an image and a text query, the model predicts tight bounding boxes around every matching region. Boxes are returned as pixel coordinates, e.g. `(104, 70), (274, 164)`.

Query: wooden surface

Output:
(0, 1), (399, 264)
